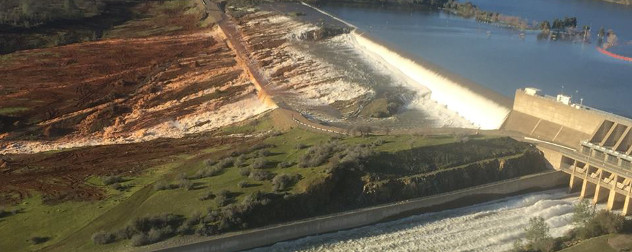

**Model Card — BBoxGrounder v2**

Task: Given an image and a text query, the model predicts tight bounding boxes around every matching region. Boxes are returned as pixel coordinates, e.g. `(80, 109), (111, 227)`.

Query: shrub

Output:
(192, 166), (224, 179)
(250, 158), (268, 169)
(110, 183), (128, 191)
(196, 224), (218, 236)
(147, 227), (174, 244)
(188, 212), (202, 226)
(216, 194), (230, 207)
(258, 149), (271, 157)
(177, 221), (195, 235)
(573, 199), (594, 226)
(272, 174), (302, 192)
(204, 210), (221, 223)
(373, 139), (386, 146)
(577, 210), (625, 239)
(130, 214), (181, 234)
(102, 175), (124, 185)
(178, 179), (194, 191)
(234, 155), (246, 167)
(204, 159), (217, 167)
(217, 157), (234, 168)
(91, 231), (115, 245)
(242, 191), (271, 209)
(30, 236), (49, 245)
(249, 143), (274, 152)
(0, 208), (16, 218)
(238, 181), (248, 188)
(199, 191), (215, 201)
(295, 143), (308, 150)
(215, 190), (233, 207)
(298, 142), (344, 168)
(239, 167), (251, 177)
(114, 226), (135, 240)
(131, 233), (149, 246)
(515, 217), (554, 252)
(218, 190), (231, 199)
(249, 170), (274, 181)
(154, 181), (177, 191)
(277, 161), (294, 169)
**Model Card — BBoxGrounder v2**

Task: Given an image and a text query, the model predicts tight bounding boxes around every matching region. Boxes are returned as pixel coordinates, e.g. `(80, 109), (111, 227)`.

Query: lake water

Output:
(318, 0), (632, 117)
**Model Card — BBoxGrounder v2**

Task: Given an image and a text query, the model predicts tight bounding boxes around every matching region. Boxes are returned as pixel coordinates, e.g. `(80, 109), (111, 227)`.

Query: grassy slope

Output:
(0, 110), (482, 251)
(560, 234), (617, 252)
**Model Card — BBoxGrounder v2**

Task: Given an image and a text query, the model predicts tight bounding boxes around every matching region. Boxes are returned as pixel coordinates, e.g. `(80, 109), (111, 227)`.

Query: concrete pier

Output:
(505, 89), (632, 215)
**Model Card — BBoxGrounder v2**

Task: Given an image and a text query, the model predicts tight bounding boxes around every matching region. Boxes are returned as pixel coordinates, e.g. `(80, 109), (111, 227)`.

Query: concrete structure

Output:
(504, 88), (632, 215)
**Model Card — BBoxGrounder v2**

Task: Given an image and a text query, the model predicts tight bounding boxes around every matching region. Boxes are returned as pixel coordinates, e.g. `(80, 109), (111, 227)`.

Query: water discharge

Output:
(251, 189), (582, 252)
(350, 32), (511, 129)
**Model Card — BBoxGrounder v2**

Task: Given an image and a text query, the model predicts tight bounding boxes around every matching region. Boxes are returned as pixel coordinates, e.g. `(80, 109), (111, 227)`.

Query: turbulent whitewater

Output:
(351, 32), (511, 130)
(251, 190), (580, 252)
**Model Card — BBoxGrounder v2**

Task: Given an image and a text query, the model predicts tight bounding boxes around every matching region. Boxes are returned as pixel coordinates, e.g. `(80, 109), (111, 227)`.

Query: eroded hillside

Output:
(0, 1), (273, 154)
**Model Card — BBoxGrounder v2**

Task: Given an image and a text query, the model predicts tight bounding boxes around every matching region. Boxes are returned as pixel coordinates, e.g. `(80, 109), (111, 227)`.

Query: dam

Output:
(503, 88), (632, 215)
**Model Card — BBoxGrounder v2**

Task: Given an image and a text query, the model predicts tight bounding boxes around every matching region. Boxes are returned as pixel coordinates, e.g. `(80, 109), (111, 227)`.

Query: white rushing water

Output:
(251, 189), (584, 252)
(350, 32), (511, 130)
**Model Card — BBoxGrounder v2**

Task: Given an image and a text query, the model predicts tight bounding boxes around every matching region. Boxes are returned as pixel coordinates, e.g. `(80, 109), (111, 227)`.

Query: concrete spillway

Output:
(252, 189), (579, 252)
(350, 31), (511, 129)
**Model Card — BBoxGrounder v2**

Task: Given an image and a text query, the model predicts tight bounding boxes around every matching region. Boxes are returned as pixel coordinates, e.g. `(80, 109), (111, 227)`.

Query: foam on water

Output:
(349, 31), (511, 130)
(250, 189), (582, 252)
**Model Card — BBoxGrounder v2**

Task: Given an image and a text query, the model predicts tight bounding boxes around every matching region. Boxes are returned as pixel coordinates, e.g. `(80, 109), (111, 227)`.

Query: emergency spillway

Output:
(350, 31), (511, 130)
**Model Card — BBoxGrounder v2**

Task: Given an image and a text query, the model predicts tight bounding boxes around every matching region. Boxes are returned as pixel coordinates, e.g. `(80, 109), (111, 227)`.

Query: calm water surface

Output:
(319, 1), (632, 117)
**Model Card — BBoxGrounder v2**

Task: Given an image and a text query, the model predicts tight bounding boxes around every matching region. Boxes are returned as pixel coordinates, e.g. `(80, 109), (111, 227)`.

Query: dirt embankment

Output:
(0, 134), (247, 205)
(233, 10), (372, 120)
(0, 26), (274, 154)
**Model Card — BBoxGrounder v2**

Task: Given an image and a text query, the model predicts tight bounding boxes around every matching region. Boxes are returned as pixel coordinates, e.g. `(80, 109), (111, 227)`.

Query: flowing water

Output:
(319, 0), (632, 117)
(248, 2), (631, 250)
(251, 189), (587, 251)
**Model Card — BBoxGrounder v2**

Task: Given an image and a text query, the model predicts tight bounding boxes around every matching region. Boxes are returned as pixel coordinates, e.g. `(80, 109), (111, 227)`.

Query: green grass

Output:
(561, 234), (617, 252)
(1, 112), (485, 251)
(0, 106), (29, 116)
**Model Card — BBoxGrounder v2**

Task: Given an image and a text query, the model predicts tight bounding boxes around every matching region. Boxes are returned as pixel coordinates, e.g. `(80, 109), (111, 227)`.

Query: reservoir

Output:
(318, 0), (632, 117)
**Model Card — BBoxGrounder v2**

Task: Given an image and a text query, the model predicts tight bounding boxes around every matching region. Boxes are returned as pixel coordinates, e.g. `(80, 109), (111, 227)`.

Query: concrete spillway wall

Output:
(161, 171), (568, 252)
(350, 31), (511, 130)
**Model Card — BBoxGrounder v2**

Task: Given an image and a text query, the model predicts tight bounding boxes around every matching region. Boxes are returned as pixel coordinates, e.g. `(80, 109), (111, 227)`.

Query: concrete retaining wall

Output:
(161, 171), (569, 252)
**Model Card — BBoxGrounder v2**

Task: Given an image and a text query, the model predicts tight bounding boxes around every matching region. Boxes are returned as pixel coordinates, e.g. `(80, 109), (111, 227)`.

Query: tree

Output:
(539, 21), (551, 31)
(598, 27), (606, 38)
(522, 217), (554, 252)
(572, 199), (594, 227)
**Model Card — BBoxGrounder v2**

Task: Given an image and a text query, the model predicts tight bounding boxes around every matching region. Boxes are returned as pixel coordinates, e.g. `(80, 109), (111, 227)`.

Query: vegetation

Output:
(515, 217), (555, 252)
(442, 0), (593, 43)
(0, 112), (546, 251)
(516, 199), (629, 252)
(272, 174), (302, 192)
(0, 0), (213, 53)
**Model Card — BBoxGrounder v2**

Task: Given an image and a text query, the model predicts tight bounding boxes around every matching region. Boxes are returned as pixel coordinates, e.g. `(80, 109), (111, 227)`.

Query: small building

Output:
(556, 94), (571, 105)
(524, 87), (542, 96)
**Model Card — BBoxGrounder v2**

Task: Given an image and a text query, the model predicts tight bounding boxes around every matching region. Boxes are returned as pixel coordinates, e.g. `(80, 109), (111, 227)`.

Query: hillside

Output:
(0, 111), (547, 251)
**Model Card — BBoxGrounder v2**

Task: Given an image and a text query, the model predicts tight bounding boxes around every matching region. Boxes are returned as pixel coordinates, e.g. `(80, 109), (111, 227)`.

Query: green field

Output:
(1, 112), (530, 251)
(0, 115), (439, 251)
